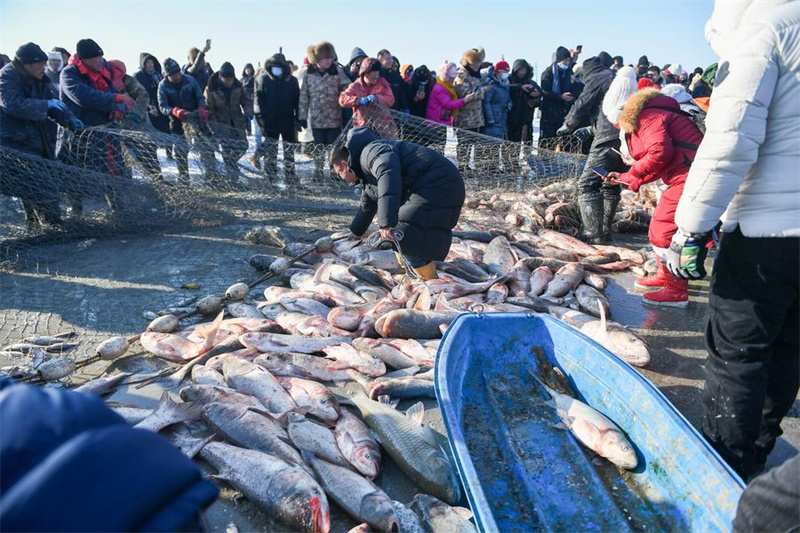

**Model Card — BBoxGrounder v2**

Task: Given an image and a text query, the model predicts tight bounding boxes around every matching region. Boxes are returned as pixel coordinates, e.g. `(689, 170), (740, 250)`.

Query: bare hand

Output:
(561, 92), (574, 102)
(522, 84), (534, 92)
(379, 227), (395, 241)
(202, 42), (211, 54)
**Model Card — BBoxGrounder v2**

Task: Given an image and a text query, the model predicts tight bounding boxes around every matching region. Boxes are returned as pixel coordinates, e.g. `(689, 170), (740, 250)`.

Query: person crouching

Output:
(330, 126), (465, 281)
(605, 88), (704, 307)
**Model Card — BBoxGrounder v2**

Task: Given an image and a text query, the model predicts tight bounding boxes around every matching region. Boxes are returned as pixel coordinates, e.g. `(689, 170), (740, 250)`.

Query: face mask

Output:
(558, 63), (569, 70)
(500, 73), (510, 81)
(271, 66), (283, 77)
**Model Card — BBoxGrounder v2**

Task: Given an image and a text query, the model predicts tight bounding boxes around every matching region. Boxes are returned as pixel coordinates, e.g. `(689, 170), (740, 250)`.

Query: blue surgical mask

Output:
(558, 63), (569, 71)
(271, 66), (283, 77)
(500, 72), (510, 81)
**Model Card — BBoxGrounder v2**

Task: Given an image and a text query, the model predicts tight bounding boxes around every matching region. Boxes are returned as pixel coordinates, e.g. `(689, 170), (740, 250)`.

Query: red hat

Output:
(638, 77), (660, 91)
(494, 60), (510, 72)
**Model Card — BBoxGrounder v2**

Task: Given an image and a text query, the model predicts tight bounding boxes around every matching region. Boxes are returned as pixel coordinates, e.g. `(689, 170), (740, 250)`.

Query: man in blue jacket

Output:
(0, 42), (83, 231)
(56, 38), (134, 214)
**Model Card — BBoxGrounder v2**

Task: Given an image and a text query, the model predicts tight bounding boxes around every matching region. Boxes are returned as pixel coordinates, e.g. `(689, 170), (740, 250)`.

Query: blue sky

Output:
(1, 0), (718, 79)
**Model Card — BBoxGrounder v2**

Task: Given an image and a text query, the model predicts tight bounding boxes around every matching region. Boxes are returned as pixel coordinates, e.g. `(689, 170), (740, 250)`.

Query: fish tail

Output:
(155, 391), (203, 426)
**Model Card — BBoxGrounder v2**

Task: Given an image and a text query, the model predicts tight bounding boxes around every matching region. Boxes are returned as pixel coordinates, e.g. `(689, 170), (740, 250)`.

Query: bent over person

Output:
(330, 126), (465, 281)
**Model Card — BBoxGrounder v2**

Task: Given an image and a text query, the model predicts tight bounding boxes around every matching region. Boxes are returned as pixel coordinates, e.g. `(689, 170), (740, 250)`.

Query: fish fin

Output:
(548, 421), (570, 431)
(208, 472), (234, 485)
(526, 369), (557, 407)
(453, 507), (474, 521)
(405, 401), (425, 424)
(369, 429), (385, 447)
(377, 395), (399, 409)
(597, 298), (608, 341)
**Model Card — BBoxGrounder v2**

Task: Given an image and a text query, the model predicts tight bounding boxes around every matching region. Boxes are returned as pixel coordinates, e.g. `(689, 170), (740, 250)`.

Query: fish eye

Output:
(320, 399), (327, 404)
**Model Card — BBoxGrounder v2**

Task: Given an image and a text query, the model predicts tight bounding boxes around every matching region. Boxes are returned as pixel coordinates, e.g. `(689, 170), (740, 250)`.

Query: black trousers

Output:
(258, 127), (297, 176)
(702, 227), (800, 479)
(577, 139), (626, 202)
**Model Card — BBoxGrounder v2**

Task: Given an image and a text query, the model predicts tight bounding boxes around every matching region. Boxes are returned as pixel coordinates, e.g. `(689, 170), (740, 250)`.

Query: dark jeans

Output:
(702, 227), (800, 479)
(577, 139), (626, 202)
(733, 455), (799, 532)
(311, 127), (341, 145)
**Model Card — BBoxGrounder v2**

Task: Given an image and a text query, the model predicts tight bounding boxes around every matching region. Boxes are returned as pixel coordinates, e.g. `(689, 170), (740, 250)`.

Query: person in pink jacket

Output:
(339, 57), (397, 139)
(425, 61), (480, 126)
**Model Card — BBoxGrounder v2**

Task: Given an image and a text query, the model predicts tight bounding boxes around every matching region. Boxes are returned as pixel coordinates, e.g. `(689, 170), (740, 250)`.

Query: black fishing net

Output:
(0, 107), (587, 373)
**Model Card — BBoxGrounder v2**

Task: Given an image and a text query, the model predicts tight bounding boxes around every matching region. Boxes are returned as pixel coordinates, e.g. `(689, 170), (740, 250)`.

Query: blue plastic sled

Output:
(435, 312), (744, 533)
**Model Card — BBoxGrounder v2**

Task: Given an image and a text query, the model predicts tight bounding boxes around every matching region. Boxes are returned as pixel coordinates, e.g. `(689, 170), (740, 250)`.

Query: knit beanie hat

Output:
(661, 83), (693, 104)
(219, 62), (235, 78)
(438, 61), (458, 82)
(358, 57), (381, 77)
(638, 77), (659, 90)
(15, 42), (48, 64)
(163, 58), (181, 76)
(602, 66), (638, 124)
(75, 39), (103, 60)
(494, 60), (510, 72)
(637, 55), (650, 67)
(555, 46), (570, 62)
(597, 51), (613, 68)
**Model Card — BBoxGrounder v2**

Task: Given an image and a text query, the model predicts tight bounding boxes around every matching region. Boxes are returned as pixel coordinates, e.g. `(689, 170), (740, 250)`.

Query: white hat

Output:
(602, 66), (638, 124)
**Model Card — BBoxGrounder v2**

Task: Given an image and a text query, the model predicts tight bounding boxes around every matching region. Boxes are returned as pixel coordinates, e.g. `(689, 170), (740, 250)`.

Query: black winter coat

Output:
(0, 62), (73, 158)
(380, 68), (409, 112)
(346, 127), (465, 261)
(406, 66), (433, 118)
(254, 56), (299, 133)
(563, 57), (618, 145)
(540, 62), (576, 126)
(507, 59), (540, 127)
(135, 53), (169, 133)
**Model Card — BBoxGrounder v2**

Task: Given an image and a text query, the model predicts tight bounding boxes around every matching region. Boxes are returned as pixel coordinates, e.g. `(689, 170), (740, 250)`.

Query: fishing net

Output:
(0, 106), (587, 372)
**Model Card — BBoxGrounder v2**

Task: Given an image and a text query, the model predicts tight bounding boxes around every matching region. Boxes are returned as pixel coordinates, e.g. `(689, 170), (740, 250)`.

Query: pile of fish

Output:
(99, 350), (474, 533)
(42, 205), (659, 532)
(462, 180), (658, 236)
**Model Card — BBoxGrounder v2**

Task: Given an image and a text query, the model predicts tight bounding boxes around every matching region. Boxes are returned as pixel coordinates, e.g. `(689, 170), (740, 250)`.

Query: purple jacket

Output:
(425, 82), (465, 125)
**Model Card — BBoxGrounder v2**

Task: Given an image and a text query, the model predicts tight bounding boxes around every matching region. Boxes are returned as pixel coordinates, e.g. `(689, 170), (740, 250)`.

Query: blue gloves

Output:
(46, 99), (66, 112)
(358, 95), (376, 106)
(68, 117), (84, 133)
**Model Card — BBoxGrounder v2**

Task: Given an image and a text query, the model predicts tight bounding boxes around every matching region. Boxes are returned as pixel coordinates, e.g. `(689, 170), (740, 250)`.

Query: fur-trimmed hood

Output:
(618, 88), (678, 133)
(307, 42), (336, 65)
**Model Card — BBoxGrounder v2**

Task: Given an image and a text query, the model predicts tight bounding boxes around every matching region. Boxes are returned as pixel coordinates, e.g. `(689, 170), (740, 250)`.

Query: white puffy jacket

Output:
(675, 0), (800, 237)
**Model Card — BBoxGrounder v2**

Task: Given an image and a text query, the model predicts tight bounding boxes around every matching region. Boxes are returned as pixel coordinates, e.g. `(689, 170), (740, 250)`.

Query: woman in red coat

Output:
(606, 88), (704, 307)
(339, 58), (397, 139)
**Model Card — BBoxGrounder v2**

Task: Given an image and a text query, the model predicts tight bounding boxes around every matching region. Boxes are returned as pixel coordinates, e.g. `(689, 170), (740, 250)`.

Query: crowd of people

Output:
(0, 37), (713, 231)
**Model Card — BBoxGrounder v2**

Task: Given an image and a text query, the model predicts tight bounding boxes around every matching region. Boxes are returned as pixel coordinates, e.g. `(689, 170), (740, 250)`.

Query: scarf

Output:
(436, 77), (460, 119)
(70, 56), (112, 92)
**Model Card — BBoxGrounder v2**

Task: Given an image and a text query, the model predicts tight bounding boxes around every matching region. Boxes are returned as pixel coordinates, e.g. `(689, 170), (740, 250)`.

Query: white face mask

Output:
(500, 72), (510, 81)
(271, 66), (283, 77)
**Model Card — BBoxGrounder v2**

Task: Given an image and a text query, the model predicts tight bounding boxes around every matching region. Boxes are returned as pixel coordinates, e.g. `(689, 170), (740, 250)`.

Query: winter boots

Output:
(578, 197), (604, 244)
(602, 196), (621, 243)
(412, 261), (439, 281)
(642, 263), (688, 307)
(634, 257), (668, 290)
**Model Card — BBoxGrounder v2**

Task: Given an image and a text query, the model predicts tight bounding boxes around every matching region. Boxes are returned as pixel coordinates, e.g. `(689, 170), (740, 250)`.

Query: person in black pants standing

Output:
(539, 46), (575, 148)
(667, 0), (799, 482)
(254, 53), (299, 181)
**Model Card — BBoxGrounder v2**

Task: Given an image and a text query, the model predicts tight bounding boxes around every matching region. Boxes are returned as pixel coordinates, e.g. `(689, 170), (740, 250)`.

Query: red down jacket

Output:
(618, 90), (704, 193)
